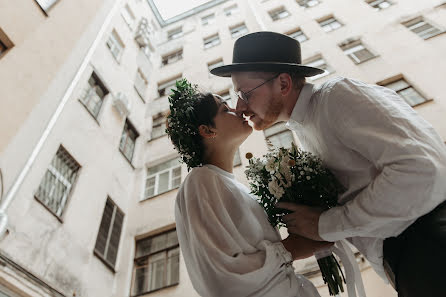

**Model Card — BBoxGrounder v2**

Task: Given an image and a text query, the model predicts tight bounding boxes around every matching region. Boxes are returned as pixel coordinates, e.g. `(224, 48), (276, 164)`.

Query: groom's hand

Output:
(276, 202), (324, 241)
(282, 234), (333, 260)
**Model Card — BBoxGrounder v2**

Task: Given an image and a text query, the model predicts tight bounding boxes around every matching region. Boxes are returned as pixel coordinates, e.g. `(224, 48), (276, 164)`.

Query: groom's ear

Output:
(278, 73), (293, 96)
(198, 125), (216, 139)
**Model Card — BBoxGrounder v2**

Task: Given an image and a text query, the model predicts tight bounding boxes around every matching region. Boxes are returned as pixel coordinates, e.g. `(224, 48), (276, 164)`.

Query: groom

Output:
(211, 31), (446, 297)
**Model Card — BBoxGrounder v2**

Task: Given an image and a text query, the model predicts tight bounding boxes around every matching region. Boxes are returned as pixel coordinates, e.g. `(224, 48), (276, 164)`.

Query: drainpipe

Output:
(0, 0), (123, 241)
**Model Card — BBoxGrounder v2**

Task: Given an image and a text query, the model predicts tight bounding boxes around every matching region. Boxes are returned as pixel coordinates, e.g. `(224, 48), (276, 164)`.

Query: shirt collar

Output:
(287, 83), (315, 125)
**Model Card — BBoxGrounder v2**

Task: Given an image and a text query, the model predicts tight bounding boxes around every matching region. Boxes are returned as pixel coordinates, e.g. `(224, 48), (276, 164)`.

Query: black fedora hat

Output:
(210, 31), (324, 77)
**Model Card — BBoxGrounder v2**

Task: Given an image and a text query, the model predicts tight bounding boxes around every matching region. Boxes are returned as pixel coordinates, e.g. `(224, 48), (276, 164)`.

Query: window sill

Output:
(119, 150), (135, 170)
(132, 282), (179, 297)
(423, 30), (446, 40)
(133, 85), (146, 103)
(93, 250), (116, 273)
(140, 187), (179, 202)
(411, 98), (434, 108)
(34, 196), (64, 224)
(353, 55), (379, 65)
(148, 134), (167, 142)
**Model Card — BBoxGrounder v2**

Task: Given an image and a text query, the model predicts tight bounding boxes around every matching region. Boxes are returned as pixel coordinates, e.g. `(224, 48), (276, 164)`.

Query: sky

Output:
(153, 0), (211, 20)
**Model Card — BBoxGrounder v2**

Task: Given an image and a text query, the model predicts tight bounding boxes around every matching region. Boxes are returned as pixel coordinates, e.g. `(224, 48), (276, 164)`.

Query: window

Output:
(161, 49), (183, 66)
(35, 146), (80, 217)
(0, 28), (14, 59)
(80, 72), (108, 119)
(151, 113), (167, 140)
(34, 0), (59, 13)
(158, 76), (181, 97)
(208, 58), (224, 71)
(106, 30), (125, 62)
(134, 68), (148, 100)
(264, 123), (294, 149)
(132, 230), (179, 295)
(318, 16), (343, 32)
(297, 0), (320, 8)
(382, 78), (428, 106)
(366, 0), (392, 10)
(202, 13), (215, 26)
(121, 4), (136, 30)
(403, 18), (443, 39)
(269, 7), (290, 21)
(340, 40), (376, 64)
(233, 149), (242, 167)
(286, 29), (308, 43)
(119, 120), (139, 162)
(304, 55), (333, 80)
(167, 27), (183, 40)
(230, 23), (248, 38)
(145, 159), (181, 199)
(224, 5), (239, 16)
(94, 198), (124, 270)
(203, 34), (221, 49)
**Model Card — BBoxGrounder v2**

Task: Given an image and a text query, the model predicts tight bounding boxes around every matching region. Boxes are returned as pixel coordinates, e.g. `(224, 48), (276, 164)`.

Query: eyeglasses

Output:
(236, 74), (280, 104)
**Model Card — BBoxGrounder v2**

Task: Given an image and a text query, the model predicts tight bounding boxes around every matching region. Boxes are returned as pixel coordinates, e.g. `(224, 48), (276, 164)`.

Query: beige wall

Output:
(0, 0), (444, 296)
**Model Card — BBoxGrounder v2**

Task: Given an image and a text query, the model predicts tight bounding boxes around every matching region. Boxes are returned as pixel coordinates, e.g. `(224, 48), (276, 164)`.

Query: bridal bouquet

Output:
(245, 144), (346, 296)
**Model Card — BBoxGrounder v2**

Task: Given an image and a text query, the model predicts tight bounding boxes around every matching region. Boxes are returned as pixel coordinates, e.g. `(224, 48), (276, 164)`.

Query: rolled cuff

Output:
(318, 206), (352, 242)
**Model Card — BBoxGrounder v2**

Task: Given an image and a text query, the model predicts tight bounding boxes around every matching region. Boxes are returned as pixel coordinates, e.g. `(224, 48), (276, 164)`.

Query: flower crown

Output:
(166, 79), (203, 171)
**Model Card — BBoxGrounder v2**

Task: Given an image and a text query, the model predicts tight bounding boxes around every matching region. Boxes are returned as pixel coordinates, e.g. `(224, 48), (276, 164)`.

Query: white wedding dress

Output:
(175, 164), (321, 297)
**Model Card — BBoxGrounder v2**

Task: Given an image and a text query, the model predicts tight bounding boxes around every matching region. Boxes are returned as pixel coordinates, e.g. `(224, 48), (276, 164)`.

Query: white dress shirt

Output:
(286, 77), (446, 279)
(175, 164), (321, 297)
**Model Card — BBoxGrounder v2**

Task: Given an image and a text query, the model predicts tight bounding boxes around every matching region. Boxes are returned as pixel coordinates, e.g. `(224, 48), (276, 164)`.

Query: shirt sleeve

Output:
(175, 168), (296, 297)
(318, 78), (446, 241)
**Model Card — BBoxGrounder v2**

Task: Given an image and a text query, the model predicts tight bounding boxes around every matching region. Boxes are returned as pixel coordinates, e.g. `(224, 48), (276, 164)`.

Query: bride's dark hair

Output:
(166, 79), (219, 170)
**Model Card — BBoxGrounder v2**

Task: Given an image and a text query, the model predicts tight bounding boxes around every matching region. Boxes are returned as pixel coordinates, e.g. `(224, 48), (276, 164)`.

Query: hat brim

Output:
(210, 62), (325, 77)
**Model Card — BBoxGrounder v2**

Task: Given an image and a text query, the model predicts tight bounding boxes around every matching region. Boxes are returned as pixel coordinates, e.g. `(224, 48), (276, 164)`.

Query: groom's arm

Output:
(317, 79), (446, 242)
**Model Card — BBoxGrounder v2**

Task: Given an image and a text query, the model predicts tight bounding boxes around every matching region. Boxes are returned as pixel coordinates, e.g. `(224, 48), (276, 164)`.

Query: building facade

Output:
(0, 0), (445, 296)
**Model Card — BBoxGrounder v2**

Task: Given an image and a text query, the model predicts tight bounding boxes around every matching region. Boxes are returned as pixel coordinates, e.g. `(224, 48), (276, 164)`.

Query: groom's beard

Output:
(253, 96), (282, 130)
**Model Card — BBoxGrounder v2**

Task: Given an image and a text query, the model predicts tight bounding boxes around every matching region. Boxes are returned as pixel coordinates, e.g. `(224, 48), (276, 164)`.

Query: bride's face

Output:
(211, 96), (253, 145)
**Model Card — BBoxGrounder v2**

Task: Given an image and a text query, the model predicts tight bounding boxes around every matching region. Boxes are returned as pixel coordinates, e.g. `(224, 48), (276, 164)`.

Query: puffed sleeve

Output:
(175, 167), (318, 297)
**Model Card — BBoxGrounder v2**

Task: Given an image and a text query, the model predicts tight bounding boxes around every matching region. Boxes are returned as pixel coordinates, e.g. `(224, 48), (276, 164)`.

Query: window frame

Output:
(286, 28), (308, 43)
(106, 29), (125, 63)
(224, 4), (239, 16)
(201, 13), (216, 26)
(119, 119), (139, 163)
(132, 229), (180, 295)
(340, 40), (377, 64)
(161, 49), (183, 66)
(34, 0), (59, 15)
(94, 197), (125, 272)
(403, 17), (444, 40)
(380, 77), (430, 107)
(269, 7), (290, 21)
(303, 55), (333, 80)
(34, 146), (80, 220)
(297, 0), (320, 8)
(144, 158), (181, 199)
(264, 123), (295, 149)
(80, 71), (109, 120)
(230, 23), (248, 39)
(167, 27), (183, 40)
(157, 76), (182, 97)
(366, 0), (392, 10)
(203, 33), (221, 49)
(0, 28), (14, 59)
(318, 16), (343, 32)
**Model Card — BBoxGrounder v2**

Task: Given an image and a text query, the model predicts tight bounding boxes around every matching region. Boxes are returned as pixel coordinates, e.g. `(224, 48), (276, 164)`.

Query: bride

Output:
(166, 80), (331, 297)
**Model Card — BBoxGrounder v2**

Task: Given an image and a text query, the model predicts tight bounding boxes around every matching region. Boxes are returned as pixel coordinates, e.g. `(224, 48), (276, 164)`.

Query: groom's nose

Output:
(235, 97), (247, 115)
